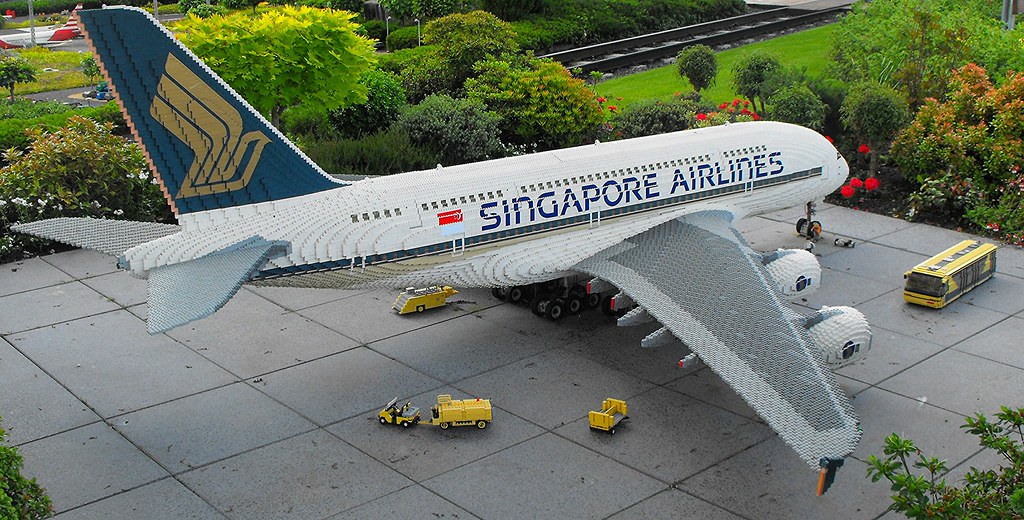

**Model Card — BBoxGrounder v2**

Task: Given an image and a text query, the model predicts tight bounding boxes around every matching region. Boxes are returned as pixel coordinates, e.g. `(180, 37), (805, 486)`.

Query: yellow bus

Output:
(904, 240), (997, 308)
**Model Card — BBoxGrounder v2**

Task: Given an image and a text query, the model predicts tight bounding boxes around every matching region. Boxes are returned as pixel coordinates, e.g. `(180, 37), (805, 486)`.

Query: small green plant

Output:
(768, 84), (827, 131)
(1, 417), (53, 519)
(0, 54), (36, 103)
(676, 44), (717, 94)
(614, 95), (707, 139)
(731, 50), (781, 115)
(329, 69), (407, 138)
(841, 80), (910, 176)
(867, 406), (1024, 519)
(80, 54), (101, 84)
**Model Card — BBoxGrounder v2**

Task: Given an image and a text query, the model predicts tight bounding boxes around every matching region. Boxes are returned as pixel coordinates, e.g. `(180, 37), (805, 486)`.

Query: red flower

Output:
(719, 102), (729, 109)
(742, 100), (749, 108)
(607, 105), (617, 112)
(857, 144), (871, 154)
(597, 96), (606, 103)
(740, 108), (752, 115)
(864, 177), (880, 191)
(840, 185), (855, 198)
(752, 114), (761, 121)
(616, 97), (622, 101)
(732, 98), (741, 107)
(987, 222), (1001, 232)
(849, 178), (863, 188)
(825, 135), (833, 143)
(674, 91), (681, 96)
(696, 113), (708, 121)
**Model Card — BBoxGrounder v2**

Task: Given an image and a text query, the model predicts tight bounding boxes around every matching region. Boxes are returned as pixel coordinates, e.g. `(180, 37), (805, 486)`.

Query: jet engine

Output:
(762, 249), (821, 299)
(804, 306), (872, 369)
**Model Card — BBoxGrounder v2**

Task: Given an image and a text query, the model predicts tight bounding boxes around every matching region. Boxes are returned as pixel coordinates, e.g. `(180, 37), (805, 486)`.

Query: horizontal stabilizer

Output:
(147, 237), (285, 334)
(11, 217), (180, 256)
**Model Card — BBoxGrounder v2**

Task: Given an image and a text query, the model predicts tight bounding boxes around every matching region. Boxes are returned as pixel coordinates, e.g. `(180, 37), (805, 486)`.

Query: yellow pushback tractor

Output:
(393, 286), (458, 314)
(904, 240), (997, 309)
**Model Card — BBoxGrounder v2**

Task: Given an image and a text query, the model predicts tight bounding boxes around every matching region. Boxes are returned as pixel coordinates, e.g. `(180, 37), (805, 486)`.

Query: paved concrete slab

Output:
(3, 205), (1022, 518)
(179, 430), (412, 520)
(18, 421), (168, 514)
(422, 433), (665, 520)
(0, 338), (99, 446)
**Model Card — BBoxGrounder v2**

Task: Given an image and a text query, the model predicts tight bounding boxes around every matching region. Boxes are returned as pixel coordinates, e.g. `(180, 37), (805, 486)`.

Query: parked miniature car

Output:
(378, 398), (420, 428)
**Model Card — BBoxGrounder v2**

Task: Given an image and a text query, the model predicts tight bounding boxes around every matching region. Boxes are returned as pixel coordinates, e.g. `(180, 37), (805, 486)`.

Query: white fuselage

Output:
(121, 121), (848, 289)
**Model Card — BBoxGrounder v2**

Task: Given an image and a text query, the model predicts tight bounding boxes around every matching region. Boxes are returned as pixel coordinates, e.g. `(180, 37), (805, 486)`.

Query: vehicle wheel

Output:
(809, 220), (822, 239)
(476, 420), (487, 429)
(547, 299), (565, 320)
(491, 287), (504, 299)
(439, 422), (450, 430)
(567, 296), (582, 314)
(610, 428), (615, 435)
(508, 286), (524, 303)
(401, 420), (411, 428)
(585, 292), (601, 309)
(601, 294), (616, 316)
(796, 217), (808, 236)
(532, 299), (548, 317)
(379, 417), (387, 425)
(416, 305), (425, 313)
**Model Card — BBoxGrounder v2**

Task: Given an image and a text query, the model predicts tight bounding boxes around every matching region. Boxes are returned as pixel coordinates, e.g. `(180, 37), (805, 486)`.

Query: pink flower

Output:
(840, 185), (855, 198)
(696, 113), (708, 121)
(864, 177), (880, 191)
(849, 178), (863, 189)
(858, 144), (871, 154)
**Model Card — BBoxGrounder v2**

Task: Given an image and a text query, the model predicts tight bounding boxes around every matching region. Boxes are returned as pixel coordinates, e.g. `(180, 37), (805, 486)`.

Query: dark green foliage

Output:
(329, 69), (407, 138)
(360, 19), (387, 42)
(80, 55), (101, 84)
(386, 25), (421, 50)
(731, 51), (781, 115)
(281, 103), (332, 138)
(614, 96), (707, 139)
(396, 51), (458, 102)
(413, 0), (457, 19)
(299, 127), (441, 177)
(0, 55), (36, 103)
(177, 0), (203, 15)
(1, 419), (52, 520)
(803, 74), (846, 138)
(480, 0), (543, 21)
(0, 0), (102, 16)
(380, 0), (414, 22)
(675, 44), (716, 93)
(867, 407), (1024, 519)
(297, 0), (365, 11)
(0, 102), (122, 154)
(395, 94), (504, 164)
(768, 84), (827, 131)
(0, 99), (76, 121)
(841, 80), (910, 174)
(424, 11), (519, 78)
(186, 3), (225, 18)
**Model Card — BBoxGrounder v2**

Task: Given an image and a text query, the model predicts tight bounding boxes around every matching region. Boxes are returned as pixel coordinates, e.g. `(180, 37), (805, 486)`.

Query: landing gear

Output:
(796, 201), (824, 252)
(494, 277), (605, 321)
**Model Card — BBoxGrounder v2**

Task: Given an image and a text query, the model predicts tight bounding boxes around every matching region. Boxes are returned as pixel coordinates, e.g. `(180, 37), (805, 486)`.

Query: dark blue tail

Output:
(77, 7), (344, 216)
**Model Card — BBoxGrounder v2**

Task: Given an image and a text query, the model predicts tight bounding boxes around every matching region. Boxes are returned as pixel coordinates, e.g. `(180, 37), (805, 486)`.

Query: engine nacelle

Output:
(804, 306), (872, 369)
(762, 249), (821, 299)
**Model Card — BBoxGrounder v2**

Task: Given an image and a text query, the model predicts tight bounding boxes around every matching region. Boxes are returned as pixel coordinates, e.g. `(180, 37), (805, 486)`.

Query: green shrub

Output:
(413, 0), (457, 18)
(396, 51), (457, 102)
(614, 96), (706, 139)
(281, 103), (332, 138)
(841, 80), (910, 175)
(0, 99), (74, 120)
(298, 0), (365, 11)
(360, 19), (387, 42)
(0, 0), (102, 16)
(424, 11), (519, 77)
(732, 51), (781, 115)
(396, 94), (504, 164)
(0, 418), (52, 520)
(386, 25), (421, 50)
(508, 17), (579, 49)
(177, 0), (203, 15)
(480, 0), (543, 21)
(380, 0), (415, 21)
(868, 406), (1024, 519)
(0, 102), (122, 154)
(676, 44), (716, 94)
(804, 74), (846, 138)
(186, 3), (226, 18)
(0, 116), (172, 263)
(768, 84), (827, 131)
(329, 69), (407, 138)
(299, 127), (441, 177)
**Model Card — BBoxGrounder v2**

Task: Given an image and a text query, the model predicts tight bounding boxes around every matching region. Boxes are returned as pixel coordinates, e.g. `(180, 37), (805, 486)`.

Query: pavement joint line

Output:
(242, 284), (376, 312)
(0, 283), (128, 336)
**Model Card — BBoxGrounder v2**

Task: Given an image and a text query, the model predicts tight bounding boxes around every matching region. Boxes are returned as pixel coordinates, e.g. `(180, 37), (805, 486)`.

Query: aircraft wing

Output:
(574, 210), (860, 473)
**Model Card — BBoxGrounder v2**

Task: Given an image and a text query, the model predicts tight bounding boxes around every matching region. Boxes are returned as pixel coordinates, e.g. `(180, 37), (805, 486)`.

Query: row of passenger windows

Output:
(722, 144), (768, 158)
(420, 190), (505, 212)
(518, 156), (714, 194)
(350, 207), (403, 223)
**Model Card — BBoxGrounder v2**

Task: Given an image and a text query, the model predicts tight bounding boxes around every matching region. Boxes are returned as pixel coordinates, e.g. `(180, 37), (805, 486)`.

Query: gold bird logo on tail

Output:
(150, 54), (270, 199)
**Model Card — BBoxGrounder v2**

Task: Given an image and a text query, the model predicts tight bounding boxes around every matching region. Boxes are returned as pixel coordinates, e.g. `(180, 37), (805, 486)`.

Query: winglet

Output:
(816, 457), (844, 496)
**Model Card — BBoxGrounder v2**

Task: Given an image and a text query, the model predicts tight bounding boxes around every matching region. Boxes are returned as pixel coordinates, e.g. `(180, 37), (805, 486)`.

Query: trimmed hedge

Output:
(386, 25), (420, 51)
(0, 101), (122, 156)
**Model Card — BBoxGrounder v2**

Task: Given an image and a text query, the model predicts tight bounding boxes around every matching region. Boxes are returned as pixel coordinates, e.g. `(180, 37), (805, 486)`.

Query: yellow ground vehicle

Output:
(430, 394), (492, 429)
(904, 240), (997, 308)
(393, 286), (458, 314)
(588, 398), (628, 434)
(378, 398), (421, 428)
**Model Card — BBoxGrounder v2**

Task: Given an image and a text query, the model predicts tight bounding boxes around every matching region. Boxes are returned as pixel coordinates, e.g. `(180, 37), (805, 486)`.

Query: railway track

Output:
(540, 6), (849, 74)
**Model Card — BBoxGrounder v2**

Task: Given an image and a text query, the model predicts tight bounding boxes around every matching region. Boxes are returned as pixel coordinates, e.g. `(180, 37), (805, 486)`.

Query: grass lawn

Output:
(598, 23), (838, 109)
(10, 47), (92, 95)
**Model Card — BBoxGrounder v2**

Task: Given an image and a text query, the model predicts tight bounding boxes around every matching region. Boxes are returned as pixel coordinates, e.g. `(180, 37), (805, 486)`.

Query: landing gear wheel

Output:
(491, 287), (504, 299)
(585, 293), (601, 309)
(547, 299), (565, 320)
(379, 417), (387, 425)
(508, 286), (525, 303)
(476, 420), (487, 429)
(796, 217), (808, 235)
(439, 422), (450, 430)
(809, 220), (822, 240)
(567, 296), (582, 314)
(532, 299), (548, 317)
(601, 295), (616, 317)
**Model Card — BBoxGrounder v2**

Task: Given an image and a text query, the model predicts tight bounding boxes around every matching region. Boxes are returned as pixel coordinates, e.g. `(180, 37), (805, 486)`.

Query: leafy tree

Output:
(732, 51), (781, 115)
(829, 0), (1024, 106)
(80, 54), (100, 85)
(840, 80), (910, 175)
(380, 0), (415, 22)
(868, 406), (1024, 519)
(395, 94), (503, 164)
(0, 117), (172, 263)
(675, 44), (716, 94)
(424, 11), (519, 86)
(329, 69), (408, 138)
(178, 6), (377, 129)
(0, 55), (36, 103)
(0, 418), (52, 520)
(466, 54), (604, 150)
(769, 84), (827, 131)
(413, 0), (457, 19)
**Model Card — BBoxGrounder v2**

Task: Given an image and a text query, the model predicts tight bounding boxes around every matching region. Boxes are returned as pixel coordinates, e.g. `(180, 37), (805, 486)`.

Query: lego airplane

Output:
(14, 7), (872, 494)
(0, 10), (81, 49)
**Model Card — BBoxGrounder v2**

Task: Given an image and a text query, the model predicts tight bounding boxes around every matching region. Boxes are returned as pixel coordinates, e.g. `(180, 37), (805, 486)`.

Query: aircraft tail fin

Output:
(75, 7), (344, 218)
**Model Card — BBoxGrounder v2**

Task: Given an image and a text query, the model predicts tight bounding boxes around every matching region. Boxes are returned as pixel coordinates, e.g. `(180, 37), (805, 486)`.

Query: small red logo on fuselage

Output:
(438, 210), (463, 226)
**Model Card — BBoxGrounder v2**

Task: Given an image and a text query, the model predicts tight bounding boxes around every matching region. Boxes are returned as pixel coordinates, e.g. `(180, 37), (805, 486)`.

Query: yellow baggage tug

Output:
(393, 286), (458, 314)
